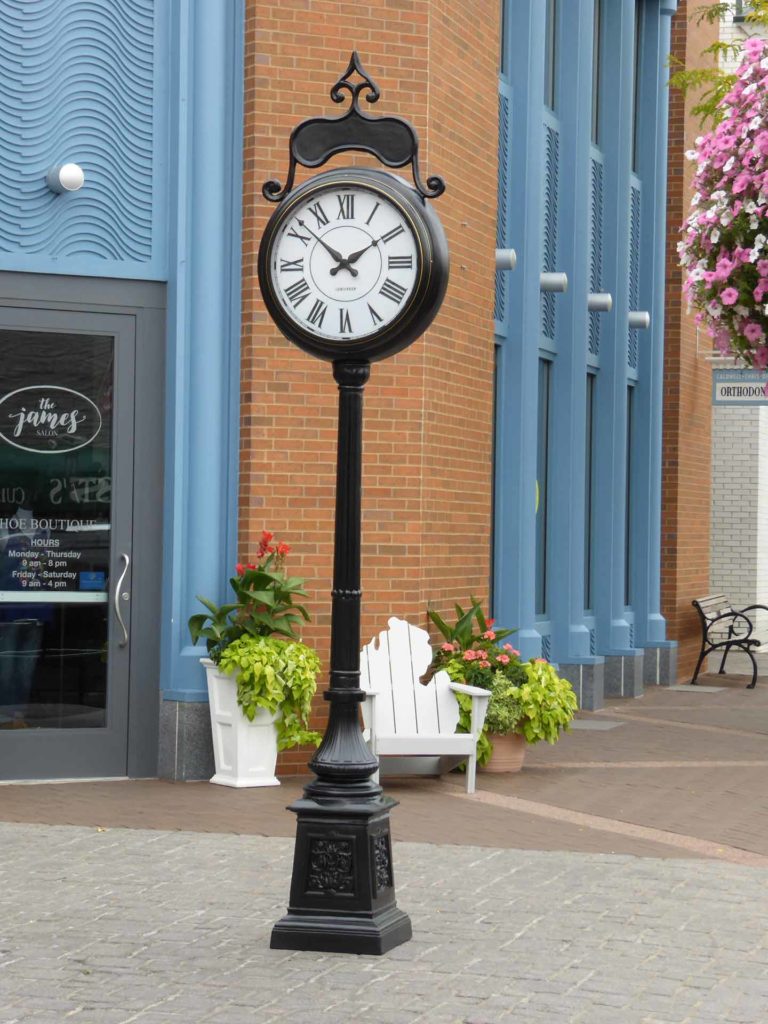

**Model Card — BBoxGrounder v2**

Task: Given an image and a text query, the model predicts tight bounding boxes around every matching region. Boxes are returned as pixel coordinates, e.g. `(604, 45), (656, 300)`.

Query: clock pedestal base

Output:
(270, 792), (412, 955)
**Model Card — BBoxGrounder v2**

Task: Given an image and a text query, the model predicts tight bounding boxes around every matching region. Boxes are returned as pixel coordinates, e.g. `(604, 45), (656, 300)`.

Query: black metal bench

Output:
(691, 594), (768, 689)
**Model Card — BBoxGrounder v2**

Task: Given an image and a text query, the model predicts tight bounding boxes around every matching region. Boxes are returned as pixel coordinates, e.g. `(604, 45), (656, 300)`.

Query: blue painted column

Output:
(161, 0), (243, 704)
(546, 0), (594, 666)
(493, 1), (547, 659)
(592, 0), (636, 656)
(632, 0), (677, 651)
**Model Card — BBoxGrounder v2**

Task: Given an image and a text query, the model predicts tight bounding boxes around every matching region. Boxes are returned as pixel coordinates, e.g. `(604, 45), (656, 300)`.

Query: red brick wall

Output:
(662, 1), (718, 678)
(241, 1), (499, 772)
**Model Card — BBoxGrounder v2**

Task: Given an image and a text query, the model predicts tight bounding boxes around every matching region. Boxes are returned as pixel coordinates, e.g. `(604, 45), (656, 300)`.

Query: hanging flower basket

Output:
(679, 37), (768, 368)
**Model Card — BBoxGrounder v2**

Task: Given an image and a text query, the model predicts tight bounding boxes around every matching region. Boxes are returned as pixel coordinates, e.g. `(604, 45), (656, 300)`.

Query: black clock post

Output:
(260, 54), (449, 955)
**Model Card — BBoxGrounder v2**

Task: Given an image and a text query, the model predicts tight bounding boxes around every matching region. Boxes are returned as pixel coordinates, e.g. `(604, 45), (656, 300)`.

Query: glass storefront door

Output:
(0, 308), (136, 779)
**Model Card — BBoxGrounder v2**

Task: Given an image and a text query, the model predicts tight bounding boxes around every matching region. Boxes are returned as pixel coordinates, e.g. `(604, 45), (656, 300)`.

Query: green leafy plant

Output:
(483, 673), (525, 736)
(423, 601), (578, 766)
(188, 530), (310, 662)
(422, 598), (516, 683)
(514, 659), (579, 745)
(218, 634), (322, 751)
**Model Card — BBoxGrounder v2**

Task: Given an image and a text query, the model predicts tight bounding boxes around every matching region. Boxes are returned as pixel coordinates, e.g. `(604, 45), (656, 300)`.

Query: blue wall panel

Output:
(493, 0), (547, 660)
(494, 0), (675, 673)
(0, 0), (167, 279)
(161, 0), (243, 701)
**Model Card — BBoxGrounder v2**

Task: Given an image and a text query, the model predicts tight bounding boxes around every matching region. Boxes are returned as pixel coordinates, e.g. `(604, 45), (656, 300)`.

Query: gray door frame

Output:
(0, 272), (165, 780)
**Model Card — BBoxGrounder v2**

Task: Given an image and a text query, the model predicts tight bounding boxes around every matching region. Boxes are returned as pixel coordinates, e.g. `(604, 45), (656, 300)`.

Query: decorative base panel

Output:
(271, 904), (412, 955)
(271, 792), (412, 955)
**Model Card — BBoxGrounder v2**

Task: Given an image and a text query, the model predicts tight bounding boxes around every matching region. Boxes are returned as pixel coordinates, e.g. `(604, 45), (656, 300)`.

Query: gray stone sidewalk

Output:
(1, 824), (768, 1024)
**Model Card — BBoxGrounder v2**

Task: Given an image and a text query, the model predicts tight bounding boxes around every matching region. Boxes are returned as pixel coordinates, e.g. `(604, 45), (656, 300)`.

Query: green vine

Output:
(218, 635), (322, 751)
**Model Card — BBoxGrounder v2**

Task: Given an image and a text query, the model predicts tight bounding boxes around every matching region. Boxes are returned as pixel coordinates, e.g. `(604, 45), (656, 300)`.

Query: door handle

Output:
(114, 553), (130, 647)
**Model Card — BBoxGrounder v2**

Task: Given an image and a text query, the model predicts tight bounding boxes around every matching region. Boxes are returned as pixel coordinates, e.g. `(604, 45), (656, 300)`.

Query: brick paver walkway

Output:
(2, 675), (768, 1023)
(2, 823), (768, 1024)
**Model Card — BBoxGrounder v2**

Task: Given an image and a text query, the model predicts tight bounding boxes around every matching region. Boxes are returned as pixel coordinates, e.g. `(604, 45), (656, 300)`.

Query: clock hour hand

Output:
(297, 219), (357, 277)
(330, 238), (378, 276)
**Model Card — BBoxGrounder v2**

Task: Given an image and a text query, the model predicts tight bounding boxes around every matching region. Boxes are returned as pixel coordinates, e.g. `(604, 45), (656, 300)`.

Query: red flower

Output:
(276, 542), (291, 556)
(246, 563), (257, 570)
(257, 529), (275, 558)
(235, 563), (245, 575)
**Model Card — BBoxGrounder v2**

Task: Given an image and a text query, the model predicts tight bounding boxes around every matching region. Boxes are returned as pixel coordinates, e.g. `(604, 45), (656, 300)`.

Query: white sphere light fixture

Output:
(46, 162), (85, 193)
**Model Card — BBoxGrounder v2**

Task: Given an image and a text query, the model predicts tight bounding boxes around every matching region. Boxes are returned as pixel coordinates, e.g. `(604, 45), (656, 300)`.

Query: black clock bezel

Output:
(258, 167), (449, 363)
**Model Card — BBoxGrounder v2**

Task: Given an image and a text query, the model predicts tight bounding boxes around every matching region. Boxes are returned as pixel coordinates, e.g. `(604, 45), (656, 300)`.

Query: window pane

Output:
(624, 385), (634, 607)
(535, 359), (552, 617)
(631, 3), (642, 172)
(584, 374), (596, 610)
(591, 0), (602, 144)
(500, 0), (507, 72)
(0, 332), (113, 729)
(544, 0), (557, 109)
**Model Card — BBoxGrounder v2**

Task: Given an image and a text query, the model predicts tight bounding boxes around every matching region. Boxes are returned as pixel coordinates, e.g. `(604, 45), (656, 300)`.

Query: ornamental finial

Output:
(330, 52), (381, 113)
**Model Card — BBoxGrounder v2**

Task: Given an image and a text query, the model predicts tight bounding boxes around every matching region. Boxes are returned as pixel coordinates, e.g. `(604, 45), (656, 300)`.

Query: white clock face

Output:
(269, 183), (420, 342)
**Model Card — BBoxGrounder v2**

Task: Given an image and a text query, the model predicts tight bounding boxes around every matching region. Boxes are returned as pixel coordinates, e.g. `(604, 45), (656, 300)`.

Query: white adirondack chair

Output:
(359, 617), (490, 794)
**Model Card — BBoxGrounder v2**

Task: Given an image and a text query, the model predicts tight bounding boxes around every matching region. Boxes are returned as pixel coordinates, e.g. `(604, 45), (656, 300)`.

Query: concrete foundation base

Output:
(158, 699), (215, 781)
(642, 644), (679, 687)
(558, 661), (605, 712)
(604, 651), (644, 699)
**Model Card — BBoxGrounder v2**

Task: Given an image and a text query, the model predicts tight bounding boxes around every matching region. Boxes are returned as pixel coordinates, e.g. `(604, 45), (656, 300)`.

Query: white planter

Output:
(201, 658), (281, 788)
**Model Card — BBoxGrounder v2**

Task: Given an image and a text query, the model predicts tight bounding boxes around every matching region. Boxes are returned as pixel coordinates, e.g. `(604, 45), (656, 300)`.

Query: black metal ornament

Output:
(265, 54), (448, 956)
(262, 51), (445, 203)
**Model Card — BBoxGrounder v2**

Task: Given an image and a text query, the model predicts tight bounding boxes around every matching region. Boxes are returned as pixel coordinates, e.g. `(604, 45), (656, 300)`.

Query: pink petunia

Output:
(744, 322), (765, 344)
(721, 287), (740, 305)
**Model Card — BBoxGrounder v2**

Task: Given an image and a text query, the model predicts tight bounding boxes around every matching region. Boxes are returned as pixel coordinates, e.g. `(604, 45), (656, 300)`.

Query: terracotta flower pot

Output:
(482, 731), (526, 773)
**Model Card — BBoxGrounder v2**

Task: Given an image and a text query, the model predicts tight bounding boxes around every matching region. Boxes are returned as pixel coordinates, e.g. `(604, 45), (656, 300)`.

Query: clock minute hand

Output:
(296, 219), (357, 276)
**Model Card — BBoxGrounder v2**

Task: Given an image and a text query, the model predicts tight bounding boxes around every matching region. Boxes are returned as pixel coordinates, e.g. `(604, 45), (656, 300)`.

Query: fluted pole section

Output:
(307, 360), (380, 795)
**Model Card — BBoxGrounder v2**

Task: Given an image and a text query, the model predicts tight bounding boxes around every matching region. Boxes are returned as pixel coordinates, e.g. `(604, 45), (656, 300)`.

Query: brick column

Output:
(661, 0), (718, 679)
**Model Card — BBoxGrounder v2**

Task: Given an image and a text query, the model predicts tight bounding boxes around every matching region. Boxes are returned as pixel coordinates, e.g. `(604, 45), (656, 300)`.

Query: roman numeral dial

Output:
(270, 181), (421, 343)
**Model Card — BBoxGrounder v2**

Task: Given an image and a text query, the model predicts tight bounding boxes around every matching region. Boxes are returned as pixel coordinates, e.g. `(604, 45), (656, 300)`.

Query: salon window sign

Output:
(0, 515), (107, 594)
(0, 386), (102, 453)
